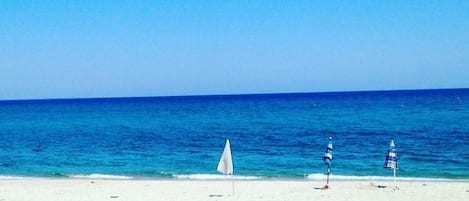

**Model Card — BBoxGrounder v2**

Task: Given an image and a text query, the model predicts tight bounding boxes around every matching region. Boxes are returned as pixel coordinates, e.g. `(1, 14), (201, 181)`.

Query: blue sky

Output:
(1, 0), (468, 99)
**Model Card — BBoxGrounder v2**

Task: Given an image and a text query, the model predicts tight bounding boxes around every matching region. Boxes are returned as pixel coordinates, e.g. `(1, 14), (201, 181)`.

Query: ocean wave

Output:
(306, 173), (467, 181)
(0, 175), (37, 180)
(68, 174), (133, 180)
(0, 173), (466, 181)
(174, 174), (261, 180)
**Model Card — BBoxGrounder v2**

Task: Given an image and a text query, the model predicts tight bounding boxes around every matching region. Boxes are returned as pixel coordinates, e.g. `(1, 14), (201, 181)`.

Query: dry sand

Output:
(0, 179), (467, 201)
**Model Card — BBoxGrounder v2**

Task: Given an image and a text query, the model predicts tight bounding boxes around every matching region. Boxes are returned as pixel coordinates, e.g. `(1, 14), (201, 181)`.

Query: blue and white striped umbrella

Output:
(323, 137), (333, 167)
(384, 140), (398, 170)
(384, 139), (399, 190)
(322, 137), (333, 187)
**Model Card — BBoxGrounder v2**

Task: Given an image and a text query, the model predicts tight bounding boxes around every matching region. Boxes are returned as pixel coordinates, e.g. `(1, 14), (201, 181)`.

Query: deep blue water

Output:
(0, 89), (468, 180)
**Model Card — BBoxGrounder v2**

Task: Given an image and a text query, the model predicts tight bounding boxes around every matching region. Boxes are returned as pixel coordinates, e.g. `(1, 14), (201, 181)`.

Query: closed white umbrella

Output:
(217, 139), (234, 195)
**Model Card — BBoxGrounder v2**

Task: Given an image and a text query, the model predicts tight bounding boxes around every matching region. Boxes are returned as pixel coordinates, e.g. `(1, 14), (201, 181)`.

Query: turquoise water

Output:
(0, 89), (468, 180)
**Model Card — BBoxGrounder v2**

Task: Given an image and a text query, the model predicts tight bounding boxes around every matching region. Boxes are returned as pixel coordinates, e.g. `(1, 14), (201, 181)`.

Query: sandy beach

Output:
(0, 179), (467, 201)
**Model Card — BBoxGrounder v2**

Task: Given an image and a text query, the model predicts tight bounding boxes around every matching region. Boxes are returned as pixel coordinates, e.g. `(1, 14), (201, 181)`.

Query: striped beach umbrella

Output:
(384, 139), (398, 190)
(322, 137), (333, 188)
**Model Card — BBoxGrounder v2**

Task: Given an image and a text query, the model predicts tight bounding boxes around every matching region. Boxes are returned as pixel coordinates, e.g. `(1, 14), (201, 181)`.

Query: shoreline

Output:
(1, 174), (467, 182)
(0, 179), (467, 201)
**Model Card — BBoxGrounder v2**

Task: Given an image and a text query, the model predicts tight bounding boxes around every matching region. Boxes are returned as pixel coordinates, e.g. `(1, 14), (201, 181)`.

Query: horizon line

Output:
(1, 87), (468, 102)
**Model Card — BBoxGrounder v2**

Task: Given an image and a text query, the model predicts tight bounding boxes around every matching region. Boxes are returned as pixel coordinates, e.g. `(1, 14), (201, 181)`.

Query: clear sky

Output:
(1, 0), (468, 100)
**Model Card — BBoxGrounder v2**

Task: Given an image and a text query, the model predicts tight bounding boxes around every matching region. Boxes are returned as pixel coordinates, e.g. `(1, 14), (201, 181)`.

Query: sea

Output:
(0, 89), (468, 181)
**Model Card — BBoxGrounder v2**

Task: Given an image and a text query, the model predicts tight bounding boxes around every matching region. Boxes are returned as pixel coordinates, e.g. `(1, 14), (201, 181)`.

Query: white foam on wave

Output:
(306, 173), (465, 182)
(0, 175), (37, 180)
(69, 174), (133, 180)
(174, 174), (261, 180)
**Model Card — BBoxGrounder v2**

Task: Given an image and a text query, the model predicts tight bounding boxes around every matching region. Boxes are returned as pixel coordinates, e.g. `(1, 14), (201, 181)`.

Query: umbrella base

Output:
(320, 184), (329, 190)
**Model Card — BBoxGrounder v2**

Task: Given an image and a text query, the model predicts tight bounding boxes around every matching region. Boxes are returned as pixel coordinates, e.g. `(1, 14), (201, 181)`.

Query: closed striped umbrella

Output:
(322, 137), (333, 188)
(384, 139), (398, 190)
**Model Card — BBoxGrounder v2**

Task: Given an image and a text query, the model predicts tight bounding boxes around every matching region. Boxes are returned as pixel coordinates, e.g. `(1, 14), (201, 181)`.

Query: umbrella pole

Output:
(231, 174), (235, 196)
(326, 166), (330, 185)
(393, 168), (397, 190)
